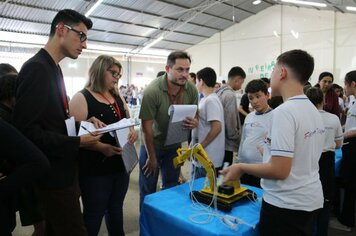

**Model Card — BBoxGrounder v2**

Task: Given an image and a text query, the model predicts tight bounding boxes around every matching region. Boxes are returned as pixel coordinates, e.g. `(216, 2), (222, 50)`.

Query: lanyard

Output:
(57, 68), (69, 117)
(167, 78), (183, 105)
(100, 93), (122, 120)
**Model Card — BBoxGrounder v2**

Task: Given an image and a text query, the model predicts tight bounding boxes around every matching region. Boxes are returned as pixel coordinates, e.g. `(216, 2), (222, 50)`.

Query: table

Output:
(140, 178), (262, 236)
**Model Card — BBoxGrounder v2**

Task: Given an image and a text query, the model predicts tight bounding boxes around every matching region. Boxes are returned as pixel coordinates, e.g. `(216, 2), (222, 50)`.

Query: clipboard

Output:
(164, 105), (197, 146)
(113, 128), (138, 174)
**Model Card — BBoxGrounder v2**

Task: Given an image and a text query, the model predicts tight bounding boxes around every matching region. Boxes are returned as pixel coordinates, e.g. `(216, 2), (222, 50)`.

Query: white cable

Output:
(187, 143), (256, 231)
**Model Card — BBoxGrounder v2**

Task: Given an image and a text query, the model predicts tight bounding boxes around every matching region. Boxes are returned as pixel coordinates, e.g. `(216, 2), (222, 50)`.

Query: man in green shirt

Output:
(139, 51), (198, 208)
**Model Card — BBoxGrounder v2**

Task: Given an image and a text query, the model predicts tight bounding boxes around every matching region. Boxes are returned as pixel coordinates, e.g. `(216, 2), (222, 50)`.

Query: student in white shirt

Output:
(238, 79), (273, 188)
(306, 87), (343, 235)
(221, 50), (325, 235)
(331, 70), (356, 231)
(192, 67), (225, 178)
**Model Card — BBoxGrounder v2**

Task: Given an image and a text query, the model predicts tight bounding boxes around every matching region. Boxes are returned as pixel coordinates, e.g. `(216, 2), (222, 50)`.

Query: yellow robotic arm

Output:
(173, 144), (216, 193)
(173, 144), (252, 208)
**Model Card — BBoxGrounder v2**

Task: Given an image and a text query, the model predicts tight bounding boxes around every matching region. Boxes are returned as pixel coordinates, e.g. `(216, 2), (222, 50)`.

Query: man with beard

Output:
(138, 51), (199, 208)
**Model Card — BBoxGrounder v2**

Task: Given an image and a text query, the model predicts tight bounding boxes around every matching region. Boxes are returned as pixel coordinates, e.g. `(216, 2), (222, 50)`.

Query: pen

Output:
(81, 125), (95, 136)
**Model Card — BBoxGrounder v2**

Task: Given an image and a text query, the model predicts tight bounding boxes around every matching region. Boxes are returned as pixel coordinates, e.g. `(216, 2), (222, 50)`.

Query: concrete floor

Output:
(12, 144), (355, 236)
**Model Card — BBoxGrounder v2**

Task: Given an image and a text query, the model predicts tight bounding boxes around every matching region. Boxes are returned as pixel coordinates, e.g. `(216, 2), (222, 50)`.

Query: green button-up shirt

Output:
(139, 74), (198, 149)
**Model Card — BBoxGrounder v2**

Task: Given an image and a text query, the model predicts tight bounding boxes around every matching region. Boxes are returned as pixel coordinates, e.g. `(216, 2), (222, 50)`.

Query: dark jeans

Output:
(139, 144), (180, 209)
(39, 178), (87, 236)
(259, 200), (319, 236)
(313, 151), (335, 236)
(79, 172), (129, 236)
(314, 201), (330, 236)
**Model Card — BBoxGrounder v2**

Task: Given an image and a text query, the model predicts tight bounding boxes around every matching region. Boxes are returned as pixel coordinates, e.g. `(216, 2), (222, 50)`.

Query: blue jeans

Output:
(139, 144), (181, 209)
(79, 172), (129, 236)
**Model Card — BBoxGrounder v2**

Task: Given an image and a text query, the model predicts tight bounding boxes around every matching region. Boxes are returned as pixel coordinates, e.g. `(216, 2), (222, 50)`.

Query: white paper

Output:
(65, 116), (76, 136)
(115, 119), (131, 147)
(168, 105), (197, 122)
(78, 118), (139, 136)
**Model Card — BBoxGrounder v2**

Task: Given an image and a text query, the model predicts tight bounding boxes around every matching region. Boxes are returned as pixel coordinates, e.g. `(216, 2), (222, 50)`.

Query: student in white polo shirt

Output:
(331, 70), (356, 231)
(238, 79), (273, 188)
(221, 49), (325, 235)
(306, 87), (343, 235)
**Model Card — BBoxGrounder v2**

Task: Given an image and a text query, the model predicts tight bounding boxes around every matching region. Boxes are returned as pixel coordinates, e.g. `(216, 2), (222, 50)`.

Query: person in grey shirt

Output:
(216, 66), (246, 165)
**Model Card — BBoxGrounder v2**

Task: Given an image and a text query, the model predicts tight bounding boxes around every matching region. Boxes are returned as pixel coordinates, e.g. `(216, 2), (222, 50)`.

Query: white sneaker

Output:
(329, 218), (352, 232)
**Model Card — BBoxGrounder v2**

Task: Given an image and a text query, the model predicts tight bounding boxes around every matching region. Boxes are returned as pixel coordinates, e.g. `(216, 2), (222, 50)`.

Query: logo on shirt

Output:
(304, 128), (325, 139)
(245, 122), (262, 128)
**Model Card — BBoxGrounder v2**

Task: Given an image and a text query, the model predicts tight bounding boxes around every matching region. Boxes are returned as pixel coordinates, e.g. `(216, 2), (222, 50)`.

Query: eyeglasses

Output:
(108, 70), (122, 79)
(63, 24), (87, 42)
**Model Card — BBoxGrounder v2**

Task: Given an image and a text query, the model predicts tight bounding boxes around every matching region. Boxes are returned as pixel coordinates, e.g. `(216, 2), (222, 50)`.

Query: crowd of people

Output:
(1, 8), (356, 236)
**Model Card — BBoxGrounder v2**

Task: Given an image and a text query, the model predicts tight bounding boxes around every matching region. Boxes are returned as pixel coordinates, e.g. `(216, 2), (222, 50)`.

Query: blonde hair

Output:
(86, 55), (122, 95)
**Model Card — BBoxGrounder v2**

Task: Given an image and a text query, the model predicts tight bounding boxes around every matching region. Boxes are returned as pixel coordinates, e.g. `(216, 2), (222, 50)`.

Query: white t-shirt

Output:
(345, 100), (356, 133)
(319, 110), (343, 152)
(193, 93), (225, 168)
(347, 95), (355, 109)
(261, 95), (325, 211)
(238, 109), (273, 164)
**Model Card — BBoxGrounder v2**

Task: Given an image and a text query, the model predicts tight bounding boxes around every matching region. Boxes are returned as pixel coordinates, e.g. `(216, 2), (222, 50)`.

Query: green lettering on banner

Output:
(248, 60), (276, 78)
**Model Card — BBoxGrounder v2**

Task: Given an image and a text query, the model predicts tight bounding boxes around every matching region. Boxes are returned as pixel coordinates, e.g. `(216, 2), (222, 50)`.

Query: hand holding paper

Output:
(78, 118), (139, 136)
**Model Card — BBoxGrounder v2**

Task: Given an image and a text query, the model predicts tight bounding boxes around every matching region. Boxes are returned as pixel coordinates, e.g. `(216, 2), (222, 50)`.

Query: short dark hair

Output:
(318, 72), (334, 82)
(277, 49), (314, 84)
(260, 77), (270, 85)
(306, 87), (323, 107)
(167, 51), (191, 68)
(50, 9), (93, 37)
(228, 66), (246, 80)
(156, 71), (166, 77)
(0, 73), (17, 101)
(245, 79), (268, 95)
(332, 83), (342, 91)
(345, 70), (356, 85)
(189, 72), (196, 79)
(197, 67), (216, 88)
(268, 96), (283, 109)
(0, 63), (17, 77)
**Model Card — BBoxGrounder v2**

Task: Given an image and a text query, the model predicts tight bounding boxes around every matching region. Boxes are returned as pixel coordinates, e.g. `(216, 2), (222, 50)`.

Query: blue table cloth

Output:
(335, 148), (342, 177)
(140, 178), (262, 236)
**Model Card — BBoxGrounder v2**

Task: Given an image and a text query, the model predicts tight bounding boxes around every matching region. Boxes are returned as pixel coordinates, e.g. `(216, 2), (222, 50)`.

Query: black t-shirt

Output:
(239, 93), (250, 125)
(79, 89), (127, 176)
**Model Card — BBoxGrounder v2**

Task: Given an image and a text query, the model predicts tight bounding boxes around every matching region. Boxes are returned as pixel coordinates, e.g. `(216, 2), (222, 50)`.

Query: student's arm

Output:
(200, 120), (221, 148)
(335, 140), (342, 149)
(334, 117), (343, 149)
(344, 130), (356, 139)
(222, 156), (292, 182)
(225, 94), (239, 141)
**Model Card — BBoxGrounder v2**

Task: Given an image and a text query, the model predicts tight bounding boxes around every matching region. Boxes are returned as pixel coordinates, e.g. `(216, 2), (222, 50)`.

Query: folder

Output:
(164, 105), (197, 146)
(113, 125), (138, 174)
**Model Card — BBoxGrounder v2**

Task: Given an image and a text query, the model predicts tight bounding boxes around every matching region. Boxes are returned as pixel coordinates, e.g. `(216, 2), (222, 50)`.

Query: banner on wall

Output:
(247, 60), (276, 79)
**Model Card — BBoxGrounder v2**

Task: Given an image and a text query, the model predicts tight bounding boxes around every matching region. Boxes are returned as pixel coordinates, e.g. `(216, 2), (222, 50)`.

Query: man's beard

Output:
(171, 78), (186, 86)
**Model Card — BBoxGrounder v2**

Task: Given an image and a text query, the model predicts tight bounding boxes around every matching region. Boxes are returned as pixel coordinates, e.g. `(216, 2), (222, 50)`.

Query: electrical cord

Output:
(186, 143), (258, 231)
